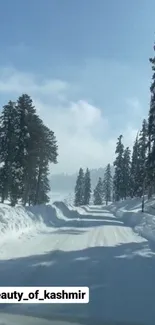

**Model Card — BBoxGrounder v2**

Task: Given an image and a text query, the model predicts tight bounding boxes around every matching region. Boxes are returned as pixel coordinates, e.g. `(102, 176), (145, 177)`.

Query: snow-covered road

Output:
(0, 204), (155, 324)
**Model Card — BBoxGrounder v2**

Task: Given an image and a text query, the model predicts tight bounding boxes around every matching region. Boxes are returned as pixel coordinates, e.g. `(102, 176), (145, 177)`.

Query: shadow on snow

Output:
(26, 203), (125, 229)
(0, 241), (155, 325)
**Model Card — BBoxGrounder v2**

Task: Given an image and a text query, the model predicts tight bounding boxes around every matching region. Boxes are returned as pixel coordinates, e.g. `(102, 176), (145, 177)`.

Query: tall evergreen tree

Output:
(83, 168), (91, 205)
(112, 177), (115, 202)
(0, 101), (17, 203)
(93, 177), (103, 205)
(9, 94), (37, 205)
(138, 119), (148, 197)
(0, 94), (58, 206)
(103, 164), (112, 205)
(122, 147), (131, 199)
(130, 135), (140, 198)
(113, 135), (124, 201)
(74, 168), (84, 206)
(13, 95), (58, 206)
(147, 44), (155, 198)
(34, 123), (58, 205)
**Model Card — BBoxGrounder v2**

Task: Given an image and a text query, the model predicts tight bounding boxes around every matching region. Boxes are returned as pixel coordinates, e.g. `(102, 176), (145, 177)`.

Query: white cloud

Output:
(0, 67), (138, 174)
(0, 67), (69, 98)
(125, 97), (144, 117)
(123, 126), (138, 148)
(70, 100), (101, 128)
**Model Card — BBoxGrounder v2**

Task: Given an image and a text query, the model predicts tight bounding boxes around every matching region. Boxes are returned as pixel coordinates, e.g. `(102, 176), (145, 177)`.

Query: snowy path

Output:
(0, 205), (155, 324)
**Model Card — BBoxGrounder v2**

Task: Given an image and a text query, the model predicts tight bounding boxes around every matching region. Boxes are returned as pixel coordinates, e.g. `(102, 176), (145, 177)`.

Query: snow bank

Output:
(107, 201), (143, 227)
(0, 201), (86, 243)
(53, 201), (79, 219)
(107, 197), (155, 242)
(3, 195), (155, 246)
(0, 204), (45, 243)
(28, 203), (84, 228)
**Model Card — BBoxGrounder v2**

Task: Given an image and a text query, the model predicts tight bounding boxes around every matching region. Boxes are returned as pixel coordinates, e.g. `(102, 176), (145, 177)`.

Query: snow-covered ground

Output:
(0, 198), (155, 324)
(107, 196), (155, 243)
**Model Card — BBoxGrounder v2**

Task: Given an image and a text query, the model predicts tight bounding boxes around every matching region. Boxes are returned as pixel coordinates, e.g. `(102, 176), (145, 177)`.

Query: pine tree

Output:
(93, 177), (103, 205)
(103, 164), (112, 205)
(74, 168), (84, 206)
(22, 114), (39, 205)
(130, 121), (148, 199)
(83, 168), (91, 205)
(113, 135), (124, 201)
(9, 94), (37, 205)
(138, 119), (148, 197)
(147, 44), (155, 198)
(34, 123), (58, 205)
(130, 135), (140, 198)
(34, 164), (50, 205)
(0, 94), (58, 206)
(122, 147), (131, 199)
(112, 177), (115, 202)
(0, 101), (17, 203)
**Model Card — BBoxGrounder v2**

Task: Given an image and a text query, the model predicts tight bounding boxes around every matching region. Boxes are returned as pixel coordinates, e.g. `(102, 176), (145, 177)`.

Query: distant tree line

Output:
(74, 43), (155, 206)
(74, 164), (112, 206)
(74, 168), (91, 206)
(0, 94), (58, 206)
(74, 119), (148, 206)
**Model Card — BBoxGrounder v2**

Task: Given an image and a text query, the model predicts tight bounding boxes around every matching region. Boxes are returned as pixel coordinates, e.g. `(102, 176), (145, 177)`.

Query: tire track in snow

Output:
(76, 205), (146, 246)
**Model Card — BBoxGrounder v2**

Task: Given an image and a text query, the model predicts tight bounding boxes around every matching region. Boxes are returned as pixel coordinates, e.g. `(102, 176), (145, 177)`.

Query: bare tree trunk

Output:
(35, 164), (42, 205)
(142, 194), (144, 212)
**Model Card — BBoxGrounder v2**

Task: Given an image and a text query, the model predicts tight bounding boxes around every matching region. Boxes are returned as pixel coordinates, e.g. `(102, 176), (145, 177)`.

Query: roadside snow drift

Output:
(107, 196), (155, 242)
(0, 204), (45, 243)
(0, 200), (98, 244)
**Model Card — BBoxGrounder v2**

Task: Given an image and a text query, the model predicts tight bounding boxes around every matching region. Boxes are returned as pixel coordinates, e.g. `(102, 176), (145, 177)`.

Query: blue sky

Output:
(0, 0), (154, 173)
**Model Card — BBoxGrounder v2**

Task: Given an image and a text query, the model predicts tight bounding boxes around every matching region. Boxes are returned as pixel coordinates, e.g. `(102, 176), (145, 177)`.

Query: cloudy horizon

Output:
(0, 0), (154, 174)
